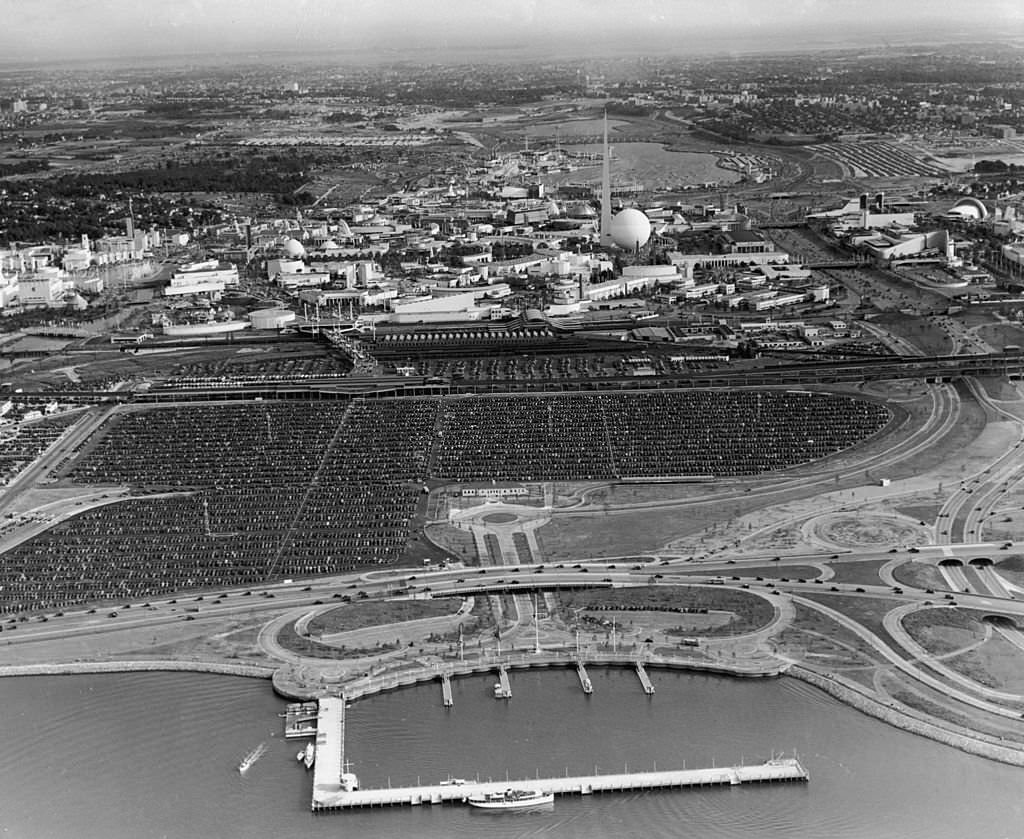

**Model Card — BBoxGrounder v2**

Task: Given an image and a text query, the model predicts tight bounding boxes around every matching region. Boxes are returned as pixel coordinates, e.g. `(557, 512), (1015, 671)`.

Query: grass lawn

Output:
(901, 608), (986, 656)
(276, 621), (399, 659)
(672, 564), (823, 580)
(945, 632), (1024, 694)
(891, 561), (949, 591)
(779, 602), (883, 665)
(306, 597), (462, 635)
(825, 559), (890, 586)
(557, 585), (775, 636)
(798, 592), (901, 647)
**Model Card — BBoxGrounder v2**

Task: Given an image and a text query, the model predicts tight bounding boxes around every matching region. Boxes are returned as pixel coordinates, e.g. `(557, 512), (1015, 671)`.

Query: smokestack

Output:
(859, 193), (869, 229)
(600, 111), (612, 248)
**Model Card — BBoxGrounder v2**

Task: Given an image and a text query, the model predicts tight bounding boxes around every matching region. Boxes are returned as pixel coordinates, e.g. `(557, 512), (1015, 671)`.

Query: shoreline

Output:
(4, 653), (1024, 768)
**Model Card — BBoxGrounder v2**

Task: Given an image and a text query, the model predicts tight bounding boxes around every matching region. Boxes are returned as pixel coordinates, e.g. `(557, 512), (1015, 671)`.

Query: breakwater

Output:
(789, 665), (1024, 767)
(0, 659), (274, 679)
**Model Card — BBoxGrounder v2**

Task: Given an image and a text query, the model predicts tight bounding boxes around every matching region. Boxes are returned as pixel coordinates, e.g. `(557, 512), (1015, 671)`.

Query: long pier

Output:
(495, 666), (512, 699)
(307, 696), (808, 812)
(577, 662), (593, 694)
(312, 759), (809, 810)
(311, 698), (346, 795)
(635, 662), (655, 695)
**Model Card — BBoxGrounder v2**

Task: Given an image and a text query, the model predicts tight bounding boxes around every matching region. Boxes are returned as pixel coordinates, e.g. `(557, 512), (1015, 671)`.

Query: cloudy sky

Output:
(1, 0), (1021, 61)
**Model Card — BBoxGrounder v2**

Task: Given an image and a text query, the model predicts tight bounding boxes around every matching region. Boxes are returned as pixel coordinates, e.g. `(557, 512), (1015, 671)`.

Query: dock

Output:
(635, 662), (655, 695)
(440, 673), (453, 708)
(311, 759), (809, 810)
(495, 666), (512, 699)
(577, 662), (593, 694)
(283, 701), (319, 739)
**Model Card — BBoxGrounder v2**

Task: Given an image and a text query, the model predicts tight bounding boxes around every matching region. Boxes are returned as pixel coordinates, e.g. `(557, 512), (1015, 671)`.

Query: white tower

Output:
(600, 111), (613, 248)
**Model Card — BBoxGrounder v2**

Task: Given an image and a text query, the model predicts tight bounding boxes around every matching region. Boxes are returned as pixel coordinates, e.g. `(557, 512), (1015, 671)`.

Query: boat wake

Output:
(238, 742), (268, 774)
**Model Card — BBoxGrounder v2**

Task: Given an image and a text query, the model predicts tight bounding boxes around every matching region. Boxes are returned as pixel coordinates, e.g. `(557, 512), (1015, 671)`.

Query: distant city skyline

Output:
(0, 0), (1022, 63)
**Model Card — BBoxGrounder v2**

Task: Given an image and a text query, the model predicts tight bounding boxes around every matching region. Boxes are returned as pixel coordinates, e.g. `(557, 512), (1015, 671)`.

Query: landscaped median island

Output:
(276, 597), (473, 659)
(557, 585), (777, 637)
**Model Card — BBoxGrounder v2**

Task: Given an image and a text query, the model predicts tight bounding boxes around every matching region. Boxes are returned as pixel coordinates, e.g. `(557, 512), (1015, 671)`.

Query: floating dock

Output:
(635, 662), (655, 695)
(283, 701), (319, 739)
(577, 663), (593, 694)
(440, 673), (453, 708)
(312, 759), (809, 810)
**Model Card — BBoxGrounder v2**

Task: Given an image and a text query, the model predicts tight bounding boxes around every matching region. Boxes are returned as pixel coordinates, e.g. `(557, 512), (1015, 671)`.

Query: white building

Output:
(19, 271), (69, 308)
(277, 270), (331, 291)
(390, 290), (489, 323)
(164, 263), (239, 297)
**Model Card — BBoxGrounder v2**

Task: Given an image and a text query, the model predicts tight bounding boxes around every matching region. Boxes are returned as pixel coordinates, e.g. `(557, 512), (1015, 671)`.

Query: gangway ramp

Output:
(440, 672), (454, 707)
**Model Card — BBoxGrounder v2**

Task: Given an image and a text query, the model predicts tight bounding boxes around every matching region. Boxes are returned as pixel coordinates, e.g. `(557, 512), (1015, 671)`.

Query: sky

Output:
(0, 0), (1022, 62)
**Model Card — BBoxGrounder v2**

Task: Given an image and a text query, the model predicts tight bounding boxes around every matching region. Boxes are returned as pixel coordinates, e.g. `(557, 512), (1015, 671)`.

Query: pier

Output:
(307, 693), (809, 812)
(635, 662), (655, 695)
(577, 662), (593, 694)
(495, 666), (512, 699)
(440, 673), (453, 708)
(311, 759), (809, 810)
(311, 698), (345, 796)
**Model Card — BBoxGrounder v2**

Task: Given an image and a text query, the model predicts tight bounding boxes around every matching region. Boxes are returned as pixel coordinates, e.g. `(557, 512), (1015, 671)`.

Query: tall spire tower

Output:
(600, 110), (612, 248)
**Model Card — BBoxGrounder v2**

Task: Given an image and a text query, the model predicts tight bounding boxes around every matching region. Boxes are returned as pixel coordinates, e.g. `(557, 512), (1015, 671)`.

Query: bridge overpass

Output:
(10, 351), (1024, 404)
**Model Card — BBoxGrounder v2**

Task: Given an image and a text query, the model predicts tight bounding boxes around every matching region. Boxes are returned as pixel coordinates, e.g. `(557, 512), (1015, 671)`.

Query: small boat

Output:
(238, 742), (267, 773)
(440, 777), (468, 786)
(303, 742), (315, 770)
(467, 788), (554, 810)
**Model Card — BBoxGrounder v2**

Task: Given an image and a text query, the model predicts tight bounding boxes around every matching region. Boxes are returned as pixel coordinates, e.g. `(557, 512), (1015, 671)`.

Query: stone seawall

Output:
(789, 665), (1024, 767)
(0, 660), (274, 679)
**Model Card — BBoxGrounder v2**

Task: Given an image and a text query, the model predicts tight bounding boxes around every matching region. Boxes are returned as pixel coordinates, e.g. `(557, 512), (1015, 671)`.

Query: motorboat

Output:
(238, 742), (267, 773)
(467, 788), (554, 809)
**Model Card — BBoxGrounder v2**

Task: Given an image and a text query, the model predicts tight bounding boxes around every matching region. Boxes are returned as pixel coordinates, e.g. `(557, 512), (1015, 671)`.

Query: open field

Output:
(902, 608), (986, 656)
(944, 632), (1024, 694)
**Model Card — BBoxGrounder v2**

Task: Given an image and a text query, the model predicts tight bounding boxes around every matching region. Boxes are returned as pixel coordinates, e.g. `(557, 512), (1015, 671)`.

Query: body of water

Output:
(1, 668), (1021, 839)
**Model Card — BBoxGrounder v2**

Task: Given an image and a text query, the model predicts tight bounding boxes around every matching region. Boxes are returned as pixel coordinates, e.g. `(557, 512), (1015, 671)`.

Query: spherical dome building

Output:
(610, 208), (652, 250)
(282, 237), (306, 258)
